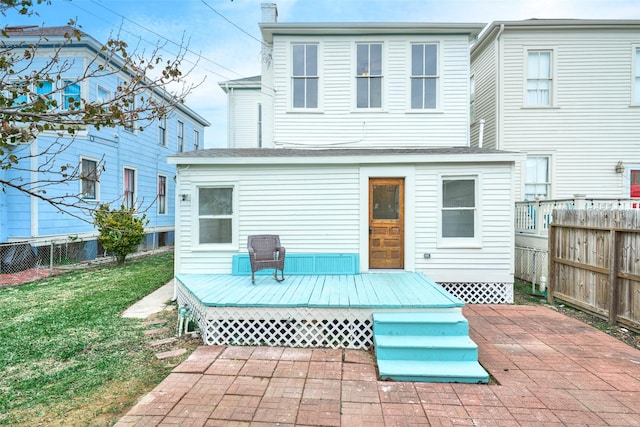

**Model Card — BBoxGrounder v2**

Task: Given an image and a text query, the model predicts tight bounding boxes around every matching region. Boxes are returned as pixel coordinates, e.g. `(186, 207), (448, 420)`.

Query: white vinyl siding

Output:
(268, 35), (471, 148)
(226, 89), (262, 148)
(470, 39), (498, 149)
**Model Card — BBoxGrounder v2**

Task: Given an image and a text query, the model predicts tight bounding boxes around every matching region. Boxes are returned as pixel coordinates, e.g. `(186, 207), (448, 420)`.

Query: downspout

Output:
(478, 119), (485, 148)
(495, 23), (505, 150)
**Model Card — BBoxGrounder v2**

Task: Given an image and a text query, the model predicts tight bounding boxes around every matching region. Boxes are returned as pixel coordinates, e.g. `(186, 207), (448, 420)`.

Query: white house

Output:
(170, 6), (523, 303)
(470, 19), (640, 201)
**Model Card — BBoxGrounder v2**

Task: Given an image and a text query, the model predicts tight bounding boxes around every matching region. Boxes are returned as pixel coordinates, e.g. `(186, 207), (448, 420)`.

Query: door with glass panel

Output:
(369, 178), (404, 269)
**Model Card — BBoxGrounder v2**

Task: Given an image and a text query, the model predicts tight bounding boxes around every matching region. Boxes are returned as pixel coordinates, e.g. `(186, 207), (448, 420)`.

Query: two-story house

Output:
(170, 5), (522, 303)
(0, 26), (209, 266)
(471, 19), (640, 201)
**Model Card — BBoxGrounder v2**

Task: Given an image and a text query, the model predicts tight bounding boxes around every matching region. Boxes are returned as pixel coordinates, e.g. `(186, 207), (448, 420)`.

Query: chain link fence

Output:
(515, 246), (549, 294)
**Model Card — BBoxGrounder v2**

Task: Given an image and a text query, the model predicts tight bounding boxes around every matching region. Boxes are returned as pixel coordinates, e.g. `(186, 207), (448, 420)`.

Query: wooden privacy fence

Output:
(548, 209), (640, 331)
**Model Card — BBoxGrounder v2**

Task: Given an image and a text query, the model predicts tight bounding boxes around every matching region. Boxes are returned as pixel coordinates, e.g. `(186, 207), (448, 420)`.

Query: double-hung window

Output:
(193, 129), (200, 150)
(123, 167), (136, 209)
(158, 175), (167, 215)
(441, 177), (478, 244)
(198, 187), (234, 245)
(526, 50), (552, 106)
(411, 43), (438, 109)
(177, 120), (184, 152)
(158, 116), (167, 146)
(63, 81), (81, 110)
(356, 43), (382, 108)
(634, 47), (640, 104)
(525, 156), (550, 200)
(80, 157), (99, 200)
(292, 43), (318, 109)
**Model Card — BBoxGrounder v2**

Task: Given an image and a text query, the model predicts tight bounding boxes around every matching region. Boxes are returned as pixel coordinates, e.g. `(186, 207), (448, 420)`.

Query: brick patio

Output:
(116, 305), (640, 426)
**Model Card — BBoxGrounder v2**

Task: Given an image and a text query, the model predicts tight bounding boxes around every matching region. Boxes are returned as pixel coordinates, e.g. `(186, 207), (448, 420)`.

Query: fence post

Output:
(49, 241), (54, 272)
(608, 229), (619, 325)
(573, 194), (586, 209)
(547, 220), (556, 304)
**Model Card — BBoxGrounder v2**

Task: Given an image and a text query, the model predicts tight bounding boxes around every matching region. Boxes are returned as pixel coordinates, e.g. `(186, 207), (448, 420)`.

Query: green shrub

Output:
(94, 204), (148, 264)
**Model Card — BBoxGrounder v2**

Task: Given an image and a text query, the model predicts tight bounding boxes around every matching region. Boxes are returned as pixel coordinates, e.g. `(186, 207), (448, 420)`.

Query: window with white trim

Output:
(292, 43), (318, 109)
(177, 120), (184, 152)
(80, 157), (99, 200)
(356, 43), (382, 108)
(525, 156), (550, 200)
(193, 129), (200, 150)
(158, 116), (167, 146)
(63, 80), (81, 110)
(526, 50), (552, 106)
(158, 174), (167, 215)
(634, 47), (640, 104)
(441, 177), (477, 240)
(198, 187), (233, 244)
(411, 43), (438, 109)
(97, 85), (110, 104)
(123, 167), (136, 209)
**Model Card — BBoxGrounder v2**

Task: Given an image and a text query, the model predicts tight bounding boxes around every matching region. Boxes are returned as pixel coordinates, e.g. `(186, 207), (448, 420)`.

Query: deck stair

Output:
(373, 311), (489, 383)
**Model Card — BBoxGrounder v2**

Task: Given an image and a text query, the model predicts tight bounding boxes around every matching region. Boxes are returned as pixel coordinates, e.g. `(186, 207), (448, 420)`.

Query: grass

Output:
(0, 252), (176, 426)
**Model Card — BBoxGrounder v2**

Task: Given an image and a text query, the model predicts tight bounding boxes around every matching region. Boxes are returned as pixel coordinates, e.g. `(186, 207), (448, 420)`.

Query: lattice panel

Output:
(176, 286), (374, 349)
(440, 282), (513, 304)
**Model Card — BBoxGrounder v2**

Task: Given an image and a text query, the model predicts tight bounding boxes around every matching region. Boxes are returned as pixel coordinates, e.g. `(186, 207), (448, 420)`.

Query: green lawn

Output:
(0, 252), (176, 426)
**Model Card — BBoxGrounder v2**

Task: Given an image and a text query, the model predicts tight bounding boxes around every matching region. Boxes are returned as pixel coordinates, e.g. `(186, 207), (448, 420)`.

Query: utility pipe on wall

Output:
(478, 119), (485, 148)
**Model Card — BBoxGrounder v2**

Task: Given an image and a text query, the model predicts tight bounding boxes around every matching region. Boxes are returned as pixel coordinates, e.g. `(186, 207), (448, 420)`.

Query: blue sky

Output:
(4, 0), (640, 147)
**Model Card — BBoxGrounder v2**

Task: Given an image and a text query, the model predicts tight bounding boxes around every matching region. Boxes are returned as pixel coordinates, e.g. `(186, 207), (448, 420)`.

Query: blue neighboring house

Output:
(0, 26), (209, 265)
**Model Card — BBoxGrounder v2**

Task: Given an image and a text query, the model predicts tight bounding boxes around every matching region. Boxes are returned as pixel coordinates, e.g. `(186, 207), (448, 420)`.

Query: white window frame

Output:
(632, 45), (640, 106)
(291, 43), (320, 111)
(96, 85), (111, 104)
(524, 48), (556, 107)
(157, 174), (168, 215)
(193, 129), (200, 150)
(354, 42), (384, 111)
(62, 80), (82, 110)
(158, 116), (168, 146)
(79, 156), (100, 201)
(194, 183), (238, 250)
(524, 156), (551, 201)
(123, 166), (137, 210)
(409, 42), (439, 111)
(437, 174), (481, 248)
(177, 120), (185, 152)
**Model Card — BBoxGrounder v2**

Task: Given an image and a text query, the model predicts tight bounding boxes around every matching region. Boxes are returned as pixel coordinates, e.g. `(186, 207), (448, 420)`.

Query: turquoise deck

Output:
(175, 272), (464, 309)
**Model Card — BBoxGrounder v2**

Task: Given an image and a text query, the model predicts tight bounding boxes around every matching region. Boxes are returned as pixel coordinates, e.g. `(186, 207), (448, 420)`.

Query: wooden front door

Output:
(369, 178), (404, 269)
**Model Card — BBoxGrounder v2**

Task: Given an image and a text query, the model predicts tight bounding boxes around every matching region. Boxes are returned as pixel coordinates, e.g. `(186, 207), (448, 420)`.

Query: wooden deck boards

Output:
(175, 272), (463, 309)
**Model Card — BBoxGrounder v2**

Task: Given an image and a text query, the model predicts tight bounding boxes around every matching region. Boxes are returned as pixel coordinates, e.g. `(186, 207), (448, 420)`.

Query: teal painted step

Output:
(374, 335), (479, 362)
(377, 360), (489, 384)
(372, 312), (469, 336)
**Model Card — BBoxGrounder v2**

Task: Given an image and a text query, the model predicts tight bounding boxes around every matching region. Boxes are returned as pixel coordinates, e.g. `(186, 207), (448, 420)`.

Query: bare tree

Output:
(0, 0), (198, 219)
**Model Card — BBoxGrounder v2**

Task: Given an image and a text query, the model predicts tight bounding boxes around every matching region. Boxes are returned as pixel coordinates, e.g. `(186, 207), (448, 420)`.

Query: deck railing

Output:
(515, 196), (640, 235)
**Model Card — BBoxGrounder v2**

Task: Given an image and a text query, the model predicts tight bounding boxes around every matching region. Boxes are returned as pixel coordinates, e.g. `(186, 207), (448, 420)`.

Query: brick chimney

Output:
(261, 3), (278, 23)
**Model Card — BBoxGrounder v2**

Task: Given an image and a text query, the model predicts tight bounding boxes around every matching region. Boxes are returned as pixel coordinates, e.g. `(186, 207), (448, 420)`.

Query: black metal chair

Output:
(247, 235), (285, 284)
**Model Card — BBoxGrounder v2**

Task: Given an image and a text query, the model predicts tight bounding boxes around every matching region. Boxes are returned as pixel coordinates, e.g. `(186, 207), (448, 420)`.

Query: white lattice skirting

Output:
(439, 282), (514, 304)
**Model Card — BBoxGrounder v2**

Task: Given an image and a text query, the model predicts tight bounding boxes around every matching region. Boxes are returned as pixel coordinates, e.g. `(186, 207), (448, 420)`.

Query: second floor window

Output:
(356, 43), (382, 108)
(292, 44), (318, 109)
(634, 47), (640, 104)
(194, 129), (200, 150)
(63, 81), (81, 110)
(411, 43), (438, 109)
(158, 175), (167, 215)
(177, 120), (184, 152)
(526, 50), (552, 106)
(123, 167), (136, 209)
(80, 158), (98, 200)
(159, 116), (167, 146)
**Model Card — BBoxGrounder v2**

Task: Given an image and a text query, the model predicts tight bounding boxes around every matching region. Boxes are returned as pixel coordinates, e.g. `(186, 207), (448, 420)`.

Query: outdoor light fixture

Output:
(615, 161), (625, 174)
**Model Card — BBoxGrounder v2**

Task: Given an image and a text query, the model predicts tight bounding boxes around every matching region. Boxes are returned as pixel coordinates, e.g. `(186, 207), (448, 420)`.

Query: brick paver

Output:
(115, 305), (640, 426)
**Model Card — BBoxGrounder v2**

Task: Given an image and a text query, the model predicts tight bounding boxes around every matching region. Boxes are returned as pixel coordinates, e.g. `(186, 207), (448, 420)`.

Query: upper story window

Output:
(292, 43), (318, 109)
(177, 120), (185, 152)
(158, 116), (167, 146)
(13, 80), (53, 107)
(634, 47), (640, 104)
(123, 97), (135, 132)
(158, 174), (167, 215)
(526, 50), (552, 106)
(97, 86), (110, 104)
(123, 167), (136, 209)
(194, 129), (200, 150)
(80, 157), (99, 200)
(525, 156), (550, 200)
(356, 43), (382, 109)
(63, 81), (81, 110)
(411, 43), (438, 109)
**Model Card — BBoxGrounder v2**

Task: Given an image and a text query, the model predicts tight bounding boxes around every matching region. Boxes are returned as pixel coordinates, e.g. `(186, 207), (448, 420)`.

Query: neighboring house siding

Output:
(227, 89), (262, 148)
(470, 39), (498, 149)
(268, 35), (471, 148)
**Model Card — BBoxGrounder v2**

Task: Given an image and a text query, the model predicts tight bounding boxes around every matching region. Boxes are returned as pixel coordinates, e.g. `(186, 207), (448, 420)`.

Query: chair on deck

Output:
(247, 235), (285, 284)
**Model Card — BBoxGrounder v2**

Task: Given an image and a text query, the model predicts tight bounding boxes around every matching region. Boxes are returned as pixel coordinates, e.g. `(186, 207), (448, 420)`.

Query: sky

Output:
(3, 0), (640, 147)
